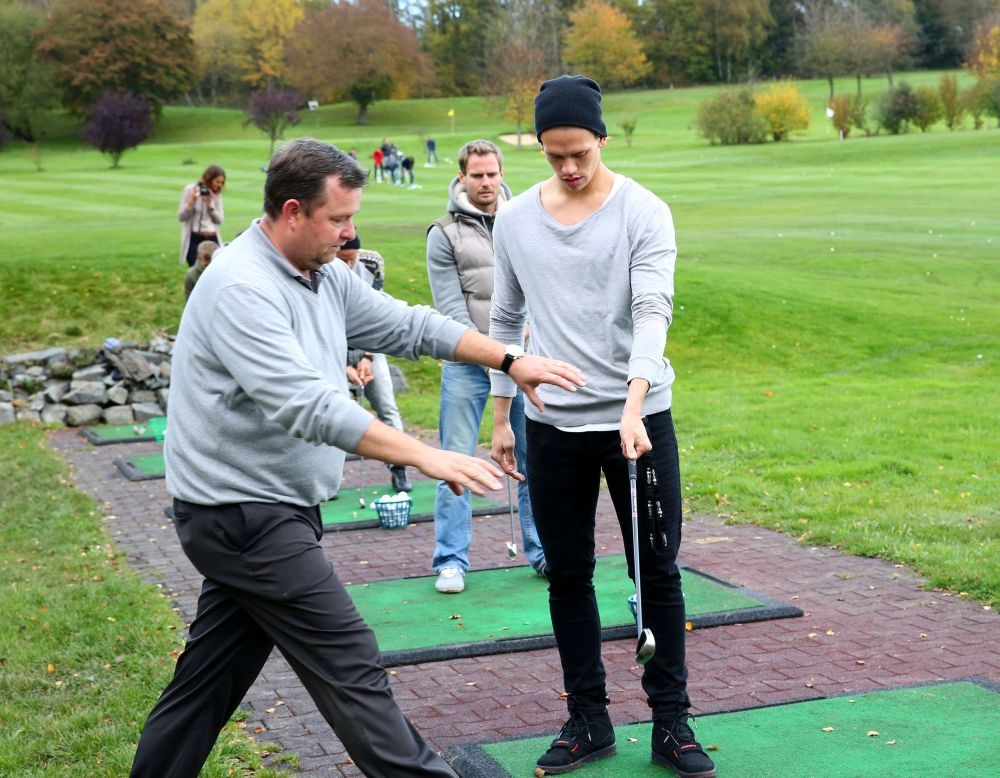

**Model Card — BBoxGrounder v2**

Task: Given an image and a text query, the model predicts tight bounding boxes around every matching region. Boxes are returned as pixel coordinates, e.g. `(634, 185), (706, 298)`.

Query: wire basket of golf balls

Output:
(373, 493), (412, 530)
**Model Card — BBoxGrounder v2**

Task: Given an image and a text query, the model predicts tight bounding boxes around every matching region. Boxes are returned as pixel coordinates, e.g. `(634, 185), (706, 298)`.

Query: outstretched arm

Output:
(451, 329), (585, 412)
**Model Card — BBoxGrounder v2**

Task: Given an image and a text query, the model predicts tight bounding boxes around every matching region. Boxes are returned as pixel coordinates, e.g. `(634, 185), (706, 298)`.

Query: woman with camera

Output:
(178, 165), (226, 266)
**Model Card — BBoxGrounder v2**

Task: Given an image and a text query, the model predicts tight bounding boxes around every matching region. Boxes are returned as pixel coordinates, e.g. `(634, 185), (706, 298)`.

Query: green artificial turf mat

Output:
(446, 679), (1000, 777)
(351, 554), (800, 666)
(114, 451), (165, 481)
(81, 419), (163, 445)
(321, 478), (510, 530)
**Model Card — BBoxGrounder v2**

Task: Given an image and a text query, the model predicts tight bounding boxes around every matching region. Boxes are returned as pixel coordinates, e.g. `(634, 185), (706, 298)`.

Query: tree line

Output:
(2, 0), (999, 152)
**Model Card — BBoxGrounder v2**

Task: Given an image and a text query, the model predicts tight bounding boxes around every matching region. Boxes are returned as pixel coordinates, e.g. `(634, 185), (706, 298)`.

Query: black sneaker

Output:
(652, 713), (716, 777)
(536, 710), (616, 774)
(389, 465), (413, 492)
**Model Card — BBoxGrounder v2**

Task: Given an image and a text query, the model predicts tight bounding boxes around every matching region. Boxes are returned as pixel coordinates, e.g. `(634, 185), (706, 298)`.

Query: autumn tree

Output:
(966, 13), (1000, 78)
(489, 0), (572, 77)
(423, 0), (503, 96)
(192, 0), (304, 94)
(563, 0), (651, 89)
(627, 0), (772, 86)
(36, 0), (196, 115)
(628, 0), (716, 86)
(81, 91), (153, 168)
(797, 2), (855, 99)
(754, 81), (812, 140)
(0, 2), (59, 143)
(285, 0), (433, 124)
(487, 38), (547, 146)
(699, 0), (774, 83)
(190, 2), (246, 103)
(244, 89), (302, 157)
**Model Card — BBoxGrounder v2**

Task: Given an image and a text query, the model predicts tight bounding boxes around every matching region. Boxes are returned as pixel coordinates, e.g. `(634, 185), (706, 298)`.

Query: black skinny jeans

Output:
(526, 410), (691, 718)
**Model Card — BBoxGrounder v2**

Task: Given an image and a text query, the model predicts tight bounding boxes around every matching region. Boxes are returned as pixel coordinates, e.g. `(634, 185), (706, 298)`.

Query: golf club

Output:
(629, 458), (656, 665)
(506, 477), (518, 558)
(353, 384), (367, 508)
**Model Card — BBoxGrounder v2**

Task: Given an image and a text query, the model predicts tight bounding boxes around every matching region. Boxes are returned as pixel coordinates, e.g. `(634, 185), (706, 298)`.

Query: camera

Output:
(198, 182), (210, 196)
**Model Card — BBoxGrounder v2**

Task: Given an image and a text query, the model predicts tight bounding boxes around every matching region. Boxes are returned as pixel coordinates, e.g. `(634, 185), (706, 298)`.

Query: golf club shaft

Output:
(507, 478), (517, 550)
(628, 459), (644, 636)
(355, 386), (366, 506)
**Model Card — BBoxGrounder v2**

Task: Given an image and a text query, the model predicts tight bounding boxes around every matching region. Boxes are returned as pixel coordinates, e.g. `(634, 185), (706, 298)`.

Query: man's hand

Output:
(619, 409), (651, 461)
(490, 416), (524, 481)
(418, 448), (505, 496)
(346, 358), (374, 387)
(507, 355), (585, 412)
(619, 378), (652, 460)
(353, 419), (503, 497)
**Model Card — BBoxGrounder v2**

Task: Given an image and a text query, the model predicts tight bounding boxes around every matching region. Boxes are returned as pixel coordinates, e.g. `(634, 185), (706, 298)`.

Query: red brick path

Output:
(49, 429), (1000, 777)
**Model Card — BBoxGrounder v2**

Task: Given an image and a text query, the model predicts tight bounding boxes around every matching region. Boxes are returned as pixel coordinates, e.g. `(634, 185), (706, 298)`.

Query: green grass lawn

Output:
(0, 70), (997, 770)
(0, 425), (294, 776)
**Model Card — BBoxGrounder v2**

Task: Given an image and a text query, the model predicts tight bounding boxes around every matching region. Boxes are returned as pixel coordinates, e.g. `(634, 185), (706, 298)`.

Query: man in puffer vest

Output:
(426, 139), (547, 594)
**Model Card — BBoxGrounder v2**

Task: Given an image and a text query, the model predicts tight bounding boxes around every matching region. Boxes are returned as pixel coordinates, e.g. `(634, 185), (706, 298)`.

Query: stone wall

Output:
(1, 334), (411, 428)
(0, 336), (172, 427)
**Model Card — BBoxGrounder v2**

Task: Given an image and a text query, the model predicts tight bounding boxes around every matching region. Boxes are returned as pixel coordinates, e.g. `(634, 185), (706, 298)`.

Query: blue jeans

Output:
(432, 361), (544, 574)
(526, 410), (690, 716)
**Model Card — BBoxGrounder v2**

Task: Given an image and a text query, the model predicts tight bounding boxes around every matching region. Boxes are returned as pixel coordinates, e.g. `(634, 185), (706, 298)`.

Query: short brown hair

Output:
(457, 139), (503, 174)
(263, 138), (368, 218)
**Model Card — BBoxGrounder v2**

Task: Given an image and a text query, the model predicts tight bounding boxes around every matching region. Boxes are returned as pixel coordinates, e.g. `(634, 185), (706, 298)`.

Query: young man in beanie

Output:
(489, 76), (717, 777)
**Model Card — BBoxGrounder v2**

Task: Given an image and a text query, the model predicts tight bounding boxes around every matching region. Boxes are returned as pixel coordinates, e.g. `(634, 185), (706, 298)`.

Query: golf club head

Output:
(506, 542), (518, 558)
(636, 628), (656, 665)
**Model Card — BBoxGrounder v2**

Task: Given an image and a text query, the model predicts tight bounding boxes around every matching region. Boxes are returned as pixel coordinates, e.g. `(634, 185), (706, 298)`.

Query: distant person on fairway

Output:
(426, 139), (547, 594)
(183, 239), (218, 301)
(489, 76), (717, 778)
(129, 137), (585, 778)
(177, 164), (225, 266)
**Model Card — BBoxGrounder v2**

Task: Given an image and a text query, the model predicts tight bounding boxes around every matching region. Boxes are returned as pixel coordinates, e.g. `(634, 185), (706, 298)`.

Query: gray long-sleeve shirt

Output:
(489, 175), (677, 427)
(165, 221), (467, 506)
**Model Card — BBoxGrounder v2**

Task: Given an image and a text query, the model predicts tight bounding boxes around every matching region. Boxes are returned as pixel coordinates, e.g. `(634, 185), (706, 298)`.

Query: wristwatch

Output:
(500, 344), (524, 374)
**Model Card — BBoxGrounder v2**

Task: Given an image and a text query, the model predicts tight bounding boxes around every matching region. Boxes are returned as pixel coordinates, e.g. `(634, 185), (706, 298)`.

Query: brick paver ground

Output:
(49, 428), (1000, 777)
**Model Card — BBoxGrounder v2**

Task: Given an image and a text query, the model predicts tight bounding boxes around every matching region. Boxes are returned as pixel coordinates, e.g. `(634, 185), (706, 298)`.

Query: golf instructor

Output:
(489, 77), (717, 777)
(129, 138), (584, 778)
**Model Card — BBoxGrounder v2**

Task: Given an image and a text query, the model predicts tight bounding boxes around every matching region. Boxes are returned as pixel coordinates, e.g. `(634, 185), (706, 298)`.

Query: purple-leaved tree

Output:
(81, 91), (152, 168)
(244, 89), (303, 158)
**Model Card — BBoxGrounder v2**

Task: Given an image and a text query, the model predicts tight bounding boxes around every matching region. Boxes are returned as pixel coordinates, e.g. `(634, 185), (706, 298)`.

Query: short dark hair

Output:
(263, 138), (368, 218)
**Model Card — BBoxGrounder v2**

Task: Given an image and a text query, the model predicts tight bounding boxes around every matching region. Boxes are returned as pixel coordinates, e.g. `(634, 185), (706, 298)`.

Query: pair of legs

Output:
(131, 500), (454, 778)
(526, 411), (690, 715)
(432, 361), (545, 575)
(359, 353), (410, 489)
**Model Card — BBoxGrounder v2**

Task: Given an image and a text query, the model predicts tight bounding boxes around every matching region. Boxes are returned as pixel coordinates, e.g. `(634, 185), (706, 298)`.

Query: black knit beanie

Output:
(533, 75), (607, 141)
(341, 235), (361, 250)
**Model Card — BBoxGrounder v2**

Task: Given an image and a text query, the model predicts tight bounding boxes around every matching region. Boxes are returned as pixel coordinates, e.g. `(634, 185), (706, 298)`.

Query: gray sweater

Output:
(166, 221), (467, 506)
(489, 175), (676, 427)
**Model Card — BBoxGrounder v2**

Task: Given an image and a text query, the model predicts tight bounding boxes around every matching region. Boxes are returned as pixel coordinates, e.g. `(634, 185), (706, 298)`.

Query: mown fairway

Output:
(1, 71), (997, 607)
